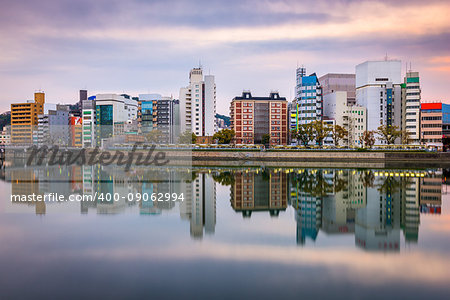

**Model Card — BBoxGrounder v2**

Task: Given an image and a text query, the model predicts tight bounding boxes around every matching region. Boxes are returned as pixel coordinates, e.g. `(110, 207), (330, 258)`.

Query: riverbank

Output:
(4, 147), (450, 169)
(188, 150), (450, 168)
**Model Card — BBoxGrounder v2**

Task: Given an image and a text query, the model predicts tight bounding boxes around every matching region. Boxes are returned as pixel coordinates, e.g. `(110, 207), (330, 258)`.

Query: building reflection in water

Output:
(3, 164), (444, 250)
(227, 167), (442, 252)
(229, 170), (288, 217)
(180, 172), (216, 239)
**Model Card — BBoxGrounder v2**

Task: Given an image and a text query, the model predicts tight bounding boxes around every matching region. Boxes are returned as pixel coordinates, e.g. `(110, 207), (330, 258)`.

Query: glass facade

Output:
(96, 104), (113, 146)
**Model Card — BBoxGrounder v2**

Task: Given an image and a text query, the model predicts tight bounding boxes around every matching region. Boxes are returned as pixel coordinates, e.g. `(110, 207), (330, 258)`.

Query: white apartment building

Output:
(179, 67), (216, 137)
(323, 91), (366, 147)
(356, 60), (402, 144)
(402, 71), (421, 144)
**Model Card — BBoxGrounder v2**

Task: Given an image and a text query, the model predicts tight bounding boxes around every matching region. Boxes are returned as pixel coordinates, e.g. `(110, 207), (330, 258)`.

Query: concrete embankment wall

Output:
(152, 150), (450, 168)
(6, 148), (450, 169)
(187, 151), (450, 168)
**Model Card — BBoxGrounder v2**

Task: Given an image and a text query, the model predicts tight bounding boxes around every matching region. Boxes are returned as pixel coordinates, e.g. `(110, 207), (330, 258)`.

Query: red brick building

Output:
(230, 91), (288, 145)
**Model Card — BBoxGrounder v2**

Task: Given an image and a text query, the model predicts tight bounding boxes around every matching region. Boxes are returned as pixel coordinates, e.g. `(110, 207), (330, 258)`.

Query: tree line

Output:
(144, 122), (410, 147)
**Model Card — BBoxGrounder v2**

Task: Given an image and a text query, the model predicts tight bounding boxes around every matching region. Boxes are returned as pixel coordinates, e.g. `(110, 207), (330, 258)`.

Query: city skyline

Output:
(1, 0), (450, 114)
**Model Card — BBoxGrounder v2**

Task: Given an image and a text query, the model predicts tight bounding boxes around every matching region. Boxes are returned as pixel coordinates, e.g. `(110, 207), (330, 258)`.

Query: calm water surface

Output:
(0, 166), (448, 299)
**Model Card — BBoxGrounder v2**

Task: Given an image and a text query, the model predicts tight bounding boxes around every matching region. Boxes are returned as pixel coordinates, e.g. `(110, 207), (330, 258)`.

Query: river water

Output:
(0, 165), (448, 299)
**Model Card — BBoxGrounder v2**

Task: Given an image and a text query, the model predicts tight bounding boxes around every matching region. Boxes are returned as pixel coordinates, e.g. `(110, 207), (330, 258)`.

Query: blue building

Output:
(294, 67), (323, 127)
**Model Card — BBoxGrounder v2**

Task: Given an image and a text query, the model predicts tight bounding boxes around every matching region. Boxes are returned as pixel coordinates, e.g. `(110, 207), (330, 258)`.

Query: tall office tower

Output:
(319, 73), (356, 106)
(10, 92), (45, 144)
(230, 91), (288, 145)
(356, 60), (402, 144)
(295, 67), (323, 127)
(179, 67), (216, 137)
(82, 98), (96, 148)
(401, 71), (421, 144)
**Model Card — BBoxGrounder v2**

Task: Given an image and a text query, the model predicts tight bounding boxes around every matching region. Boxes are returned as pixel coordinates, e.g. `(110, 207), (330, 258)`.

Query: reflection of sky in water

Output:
(0, 167), (449, 299)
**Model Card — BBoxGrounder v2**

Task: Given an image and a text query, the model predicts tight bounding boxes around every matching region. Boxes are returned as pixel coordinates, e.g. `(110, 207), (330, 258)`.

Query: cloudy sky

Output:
(1, 0), (449, 114)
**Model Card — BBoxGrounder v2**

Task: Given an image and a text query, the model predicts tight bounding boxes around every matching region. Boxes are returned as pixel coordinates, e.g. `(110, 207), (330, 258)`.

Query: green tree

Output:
(212, 171), (235, 186)
(331, 124), (348, 147)
(401, 129), (412, 145)
(178, 130), (197, 144)
(359, 130), (375, 148)
(145, 129), (163, 143)
(295, 123), (313, 146)
(0, 112), (11, 130)
(377, 125), (401, 145)
(261, 134), (270, 146)
(311, 120), (332, 147)
(213, 129), (235, 144)
(360, 170), (375, 188)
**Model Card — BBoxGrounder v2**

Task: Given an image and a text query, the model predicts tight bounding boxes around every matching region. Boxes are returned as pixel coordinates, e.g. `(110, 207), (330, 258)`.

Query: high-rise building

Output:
(356, 60), (402, 144)
(402, 71), (421, 144)
(319, 73), (356, 106)
(179, 67), (216, 137)
(294, 67), (323, 127)
(230, 91), (288, 145)
(10, 92), (45, 144)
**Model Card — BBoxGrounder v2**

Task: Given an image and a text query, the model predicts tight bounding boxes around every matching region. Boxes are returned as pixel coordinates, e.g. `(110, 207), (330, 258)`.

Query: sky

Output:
(0, 0), (449, 114)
